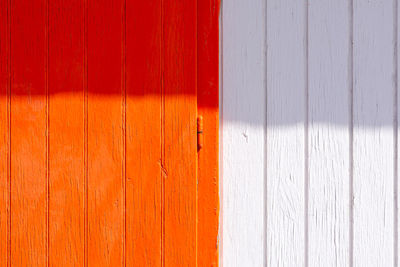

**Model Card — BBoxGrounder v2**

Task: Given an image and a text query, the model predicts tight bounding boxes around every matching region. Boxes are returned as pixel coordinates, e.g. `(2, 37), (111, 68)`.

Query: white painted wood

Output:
(266, 0), (306, 266)
(222, 0), (398, 266)
(308, 0), (350, 266)
(353, 0), (395, 266)
(221, 0), (266, 266)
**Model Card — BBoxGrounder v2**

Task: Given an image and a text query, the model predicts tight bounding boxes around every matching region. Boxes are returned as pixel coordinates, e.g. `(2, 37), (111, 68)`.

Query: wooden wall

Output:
(0, 0), (219, 266)
(222, 0), (399, 266)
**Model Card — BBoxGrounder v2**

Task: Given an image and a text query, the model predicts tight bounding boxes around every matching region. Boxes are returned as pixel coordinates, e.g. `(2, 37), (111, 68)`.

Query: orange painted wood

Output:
(48, 0), (84, 265)
(125, 0), (162, 266)
(87, 0), (124, 265)
(197, 0), (220, 266)
(0, 0), (10, 265)
(163, 0), (198, 265)
(10, 0), (47, 265)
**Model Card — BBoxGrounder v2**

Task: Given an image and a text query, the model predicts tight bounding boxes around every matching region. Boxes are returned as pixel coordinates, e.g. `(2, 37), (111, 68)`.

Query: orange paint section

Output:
(198, 0), (221, 266)
(10, 0), (47, 265)
(126, 0), (162, 266)
(87, 0), (124, 265)
(163, 0), (198, 265)
(48, 0), (85, 265)
(0, 0), (219, 265)
(0, 0), (10, 265)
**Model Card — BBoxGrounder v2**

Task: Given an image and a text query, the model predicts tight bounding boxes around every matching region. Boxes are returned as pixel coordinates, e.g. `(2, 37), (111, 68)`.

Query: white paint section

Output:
(221, 0), (266, 266)
(222, 0), (399, 266)
(266, 0), (306, 266)
(353, 0), (395, 266)
(308, 0), (350, 266)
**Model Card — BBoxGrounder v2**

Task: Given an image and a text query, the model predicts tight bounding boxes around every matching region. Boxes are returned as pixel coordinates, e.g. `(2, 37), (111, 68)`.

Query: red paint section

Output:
(10, 0), (47, 265)
(126, 0), (162, 265)
(48, 0), (84, 265)
(198, 0), (221, 266)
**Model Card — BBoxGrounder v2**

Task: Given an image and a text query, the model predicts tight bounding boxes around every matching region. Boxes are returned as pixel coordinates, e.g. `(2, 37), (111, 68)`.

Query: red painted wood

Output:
(48, 0), (84, 265)
(10, 0), (47, 265)
(87, 0), (124, 265)
(198, 0), (220, 266)
(0, 0), (10, 264)
(126, 0), (162, 265)
(163, 0), (198, 265)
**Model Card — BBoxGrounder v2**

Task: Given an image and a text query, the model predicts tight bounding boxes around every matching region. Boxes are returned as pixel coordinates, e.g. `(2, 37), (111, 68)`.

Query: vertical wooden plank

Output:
(162, 0), (197, 265)
(87, 0), (123, 265)
(125, 0), (162, 265)
(308, 0), (350, 266)
(353, 0), (395, 266)
(10, 0), (47, 265)
(222, 0), (266, 265)
(266, 0), (306, 266)
(48, 0), (84, 265)
(197, 0), (220, 266)
(0, 0), (10, 264)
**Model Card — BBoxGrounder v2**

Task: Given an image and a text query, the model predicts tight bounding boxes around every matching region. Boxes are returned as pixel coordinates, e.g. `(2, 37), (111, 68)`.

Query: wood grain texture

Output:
(353, 0), (395, 266)
(308, 0), (350, 266)
(266, 0), (306, 266)
(1, 1), (219, 265)
(222, 0), (266, 266)
(48, 0), (84, 265)
(87, 0), (123, 265)
(10, 0), (47, 265)
(0, 0), (10, 264)
(197, 0), (220, 266)
(162, 0), (197, 265)
(125, 0), (161, 265)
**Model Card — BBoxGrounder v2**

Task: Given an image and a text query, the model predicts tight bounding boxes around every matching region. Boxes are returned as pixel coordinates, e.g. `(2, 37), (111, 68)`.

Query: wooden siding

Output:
(0, 0), (219, 266)
(222, 0), (398, 266)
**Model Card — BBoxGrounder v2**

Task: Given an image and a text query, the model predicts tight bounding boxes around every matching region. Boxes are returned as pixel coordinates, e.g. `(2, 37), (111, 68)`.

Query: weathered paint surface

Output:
(222, 0), (398, 266)
(0, 0), (219, 266)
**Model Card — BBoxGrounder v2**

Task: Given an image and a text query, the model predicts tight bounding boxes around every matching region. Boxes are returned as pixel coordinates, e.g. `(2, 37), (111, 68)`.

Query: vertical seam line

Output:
(349, 0), (354, 266)
(161, 0), (165, 265)
(304, 0), (309, 266)
(394, 0), (398, 265)
(45, 0), (50, 265)
(7, 0), (11, 264)
(218, 0), (223, 265)
(195, 0), (199, 266)
(122, 0), (127, 265)
(84, 0), (88, 265)
(264, 0), (268, 265)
